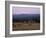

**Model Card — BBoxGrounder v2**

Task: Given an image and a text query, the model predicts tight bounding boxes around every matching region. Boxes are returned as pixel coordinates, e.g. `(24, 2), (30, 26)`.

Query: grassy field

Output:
(12, 21), (40, 31)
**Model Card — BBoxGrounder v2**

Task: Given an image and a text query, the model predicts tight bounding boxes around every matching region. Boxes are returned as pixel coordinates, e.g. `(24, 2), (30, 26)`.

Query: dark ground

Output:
(12, 21), (40, 31)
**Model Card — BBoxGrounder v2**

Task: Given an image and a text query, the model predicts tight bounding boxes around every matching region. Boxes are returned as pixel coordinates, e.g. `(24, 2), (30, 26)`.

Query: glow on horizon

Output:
(12, 7), (40, 15)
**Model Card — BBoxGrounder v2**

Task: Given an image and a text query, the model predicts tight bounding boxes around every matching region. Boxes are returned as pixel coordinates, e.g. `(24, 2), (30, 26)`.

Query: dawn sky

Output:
(12, 7), (40, 15)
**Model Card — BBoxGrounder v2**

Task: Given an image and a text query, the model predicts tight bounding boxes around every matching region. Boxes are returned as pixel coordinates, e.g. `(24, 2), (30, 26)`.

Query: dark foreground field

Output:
(12, 21), (40, 31)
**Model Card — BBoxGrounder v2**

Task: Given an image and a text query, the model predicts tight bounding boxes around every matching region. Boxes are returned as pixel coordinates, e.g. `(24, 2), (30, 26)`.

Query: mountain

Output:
(12, 14), (40, 23)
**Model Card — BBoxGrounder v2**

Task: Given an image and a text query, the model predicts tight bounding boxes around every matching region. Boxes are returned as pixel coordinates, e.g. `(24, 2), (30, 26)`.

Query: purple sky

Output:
(12, 7), (40, 15)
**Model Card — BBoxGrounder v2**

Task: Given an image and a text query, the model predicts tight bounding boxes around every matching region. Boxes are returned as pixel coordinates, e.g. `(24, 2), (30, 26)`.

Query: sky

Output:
(12, 7), (40, 15)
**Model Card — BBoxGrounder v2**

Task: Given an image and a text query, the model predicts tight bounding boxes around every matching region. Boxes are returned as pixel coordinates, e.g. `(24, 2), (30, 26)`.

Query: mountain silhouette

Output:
(13, 14), (40, 23)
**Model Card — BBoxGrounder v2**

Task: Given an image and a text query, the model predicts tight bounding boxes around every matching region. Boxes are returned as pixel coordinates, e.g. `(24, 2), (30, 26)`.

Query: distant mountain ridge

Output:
(13, 14), (40, 17)
(13, 14), (40, 23)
